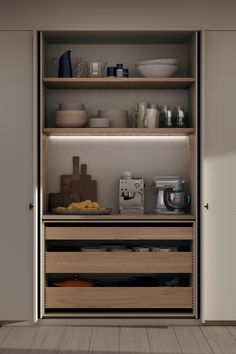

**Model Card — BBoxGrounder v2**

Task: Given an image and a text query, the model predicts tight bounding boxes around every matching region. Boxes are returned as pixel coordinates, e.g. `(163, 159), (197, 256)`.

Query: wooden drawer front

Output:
(45, 252), (192, 273)
(45, 287), (193, 309)
(45, 226), (193, 240)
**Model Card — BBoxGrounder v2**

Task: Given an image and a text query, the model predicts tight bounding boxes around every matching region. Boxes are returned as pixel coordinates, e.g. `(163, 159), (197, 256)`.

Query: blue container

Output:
(107, 67), (116, 77)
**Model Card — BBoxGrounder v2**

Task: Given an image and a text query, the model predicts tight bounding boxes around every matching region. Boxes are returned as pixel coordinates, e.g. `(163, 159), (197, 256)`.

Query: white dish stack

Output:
(135, 58), (178, 77)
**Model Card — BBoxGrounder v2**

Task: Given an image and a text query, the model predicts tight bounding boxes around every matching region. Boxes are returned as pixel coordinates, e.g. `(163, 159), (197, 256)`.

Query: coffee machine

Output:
(119, 171), (144, 214)
(153, 176), (190, 213)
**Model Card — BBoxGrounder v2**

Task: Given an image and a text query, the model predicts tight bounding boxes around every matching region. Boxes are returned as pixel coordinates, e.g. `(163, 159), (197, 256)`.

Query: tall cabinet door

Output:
(202, 31), (236, 321)
(0, 31), (34, 320)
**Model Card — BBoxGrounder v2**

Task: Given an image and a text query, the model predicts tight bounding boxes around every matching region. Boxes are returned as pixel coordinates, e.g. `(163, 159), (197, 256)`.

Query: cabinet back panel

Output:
(46, 138), (188, 213)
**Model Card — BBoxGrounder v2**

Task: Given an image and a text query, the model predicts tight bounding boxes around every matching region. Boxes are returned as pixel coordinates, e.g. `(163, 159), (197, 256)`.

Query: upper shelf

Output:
(43, 77), (195, 90)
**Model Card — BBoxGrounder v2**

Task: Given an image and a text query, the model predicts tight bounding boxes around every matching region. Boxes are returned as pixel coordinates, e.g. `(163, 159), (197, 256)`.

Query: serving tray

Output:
(51, 208), (112, 215)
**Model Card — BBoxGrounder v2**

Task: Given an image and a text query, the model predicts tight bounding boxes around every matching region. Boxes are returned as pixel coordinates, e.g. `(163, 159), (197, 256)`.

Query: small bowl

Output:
(89, 118), (110, 128)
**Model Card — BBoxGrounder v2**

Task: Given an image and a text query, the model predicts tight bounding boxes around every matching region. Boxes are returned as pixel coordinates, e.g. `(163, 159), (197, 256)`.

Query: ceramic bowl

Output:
(54, 110), (88, 127)
(137, 59), (178, 66)
(135, 64), (178, 77)
(89, 118), (110, 128)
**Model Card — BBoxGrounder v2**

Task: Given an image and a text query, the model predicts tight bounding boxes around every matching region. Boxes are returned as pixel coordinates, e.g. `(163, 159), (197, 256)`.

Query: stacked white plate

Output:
(135, 58), (178, 78)
(89, 117), (110, 128)
(54, 110), (88, 128)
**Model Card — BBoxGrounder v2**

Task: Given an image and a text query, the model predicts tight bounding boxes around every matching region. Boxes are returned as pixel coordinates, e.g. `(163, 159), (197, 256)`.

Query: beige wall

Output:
(0, 0), (236, 30)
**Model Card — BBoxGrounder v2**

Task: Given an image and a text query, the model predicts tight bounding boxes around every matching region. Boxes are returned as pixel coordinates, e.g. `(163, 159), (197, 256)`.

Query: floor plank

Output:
(0, 326), (39, 354)
(89, 327), (119, 353)
(29, 325), (65, 353)
(120, 327), (150, 353)
(0, 327), (13, 346)
(147, 326), (182, 353)
(59, 326), (92, 353)
(174, 326), (213, 354)
(201, 326), (236, 354)
(228, 326), (236, 339)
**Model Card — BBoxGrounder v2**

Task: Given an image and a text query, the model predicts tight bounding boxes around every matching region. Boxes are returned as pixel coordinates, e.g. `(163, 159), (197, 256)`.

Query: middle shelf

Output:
(43, 127), (195, 136)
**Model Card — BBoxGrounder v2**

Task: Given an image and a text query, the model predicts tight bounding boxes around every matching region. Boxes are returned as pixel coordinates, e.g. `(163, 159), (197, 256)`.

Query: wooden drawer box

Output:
(45, 251), (193, 273)
(45, 287), (193, 309)
(45, 226), (193, 240)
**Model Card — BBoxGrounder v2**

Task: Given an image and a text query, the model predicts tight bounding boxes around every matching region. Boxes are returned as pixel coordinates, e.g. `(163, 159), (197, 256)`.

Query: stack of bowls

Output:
(135, 58), (178, 78)
(54, 102), (88, 128)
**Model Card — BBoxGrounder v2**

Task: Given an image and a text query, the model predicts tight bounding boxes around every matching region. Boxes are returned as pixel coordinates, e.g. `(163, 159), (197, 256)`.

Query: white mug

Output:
(137, 110), (146, 128)
(150, 103), (160, 110)
(135, 101), (149, 112)
(144, 108), (160, 128)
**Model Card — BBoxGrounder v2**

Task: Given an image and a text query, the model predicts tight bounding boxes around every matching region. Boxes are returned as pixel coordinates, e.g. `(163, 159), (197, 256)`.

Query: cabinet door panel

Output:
(0, 31), (33, 320)
(202, 31), (236, 320)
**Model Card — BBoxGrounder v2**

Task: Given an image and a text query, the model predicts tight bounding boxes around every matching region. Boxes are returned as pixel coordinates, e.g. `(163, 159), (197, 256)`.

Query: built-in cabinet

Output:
(40, 30), (199, 318)
(2, 29), (235, 322)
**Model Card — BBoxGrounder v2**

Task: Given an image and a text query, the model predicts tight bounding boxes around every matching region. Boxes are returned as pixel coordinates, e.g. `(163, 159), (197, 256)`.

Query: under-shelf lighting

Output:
(48, 136), (187, 142)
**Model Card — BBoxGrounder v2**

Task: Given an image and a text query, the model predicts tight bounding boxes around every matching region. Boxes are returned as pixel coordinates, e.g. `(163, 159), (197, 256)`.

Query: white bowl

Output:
(137, 59), (178, 66)
(89, 118), (110, 128)
(54, 110), (88, 128)
(136, 64), (178, 77)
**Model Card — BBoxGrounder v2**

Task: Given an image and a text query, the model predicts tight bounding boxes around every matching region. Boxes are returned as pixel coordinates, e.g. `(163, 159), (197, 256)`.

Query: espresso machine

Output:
(153, 176), (191, 213)
(119, 171), (144, 214)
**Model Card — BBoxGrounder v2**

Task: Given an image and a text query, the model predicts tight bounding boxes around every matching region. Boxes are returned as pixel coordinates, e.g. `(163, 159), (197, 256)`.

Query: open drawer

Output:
(45, 287), (193, 309)
(45, 251), (193, 273)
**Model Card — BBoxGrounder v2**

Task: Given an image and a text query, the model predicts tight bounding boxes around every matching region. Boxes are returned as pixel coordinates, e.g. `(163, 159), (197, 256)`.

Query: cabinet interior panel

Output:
(40, 30), (199, 317)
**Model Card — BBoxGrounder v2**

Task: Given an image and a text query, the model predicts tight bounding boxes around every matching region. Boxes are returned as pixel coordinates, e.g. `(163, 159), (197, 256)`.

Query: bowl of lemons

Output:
(52, 199), (112, 215)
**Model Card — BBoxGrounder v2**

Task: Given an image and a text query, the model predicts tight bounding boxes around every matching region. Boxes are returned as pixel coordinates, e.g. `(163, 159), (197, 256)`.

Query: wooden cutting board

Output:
(49, 156), (97, 210)
(61, 156), (80, 193)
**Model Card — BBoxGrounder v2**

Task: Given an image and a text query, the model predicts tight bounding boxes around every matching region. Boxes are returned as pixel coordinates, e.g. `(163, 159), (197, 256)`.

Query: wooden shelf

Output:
(43, 77), (195, 90)
(43, 213), (195, 222)
(43, 127), (195, 136)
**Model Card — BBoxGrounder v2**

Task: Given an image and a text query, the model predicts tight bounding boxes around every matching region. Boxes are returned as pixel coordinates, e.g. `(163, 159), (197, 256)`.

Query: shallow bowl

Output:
(136, 64), (178, 77)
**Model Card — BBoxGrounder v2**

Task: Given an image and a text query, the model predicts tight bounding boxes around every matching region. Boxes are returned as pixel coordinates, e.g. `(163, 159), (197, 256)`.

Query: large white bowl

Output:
(54, 110), (88, 128)
(137, 59), (178, 66)
(136, 64), (178, 77)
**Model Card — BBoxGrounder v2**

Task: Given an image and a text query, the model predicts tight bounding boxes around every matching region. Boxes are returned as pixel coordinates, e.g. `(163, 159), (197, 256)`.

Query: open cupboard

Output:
(40, 30), (199, 318)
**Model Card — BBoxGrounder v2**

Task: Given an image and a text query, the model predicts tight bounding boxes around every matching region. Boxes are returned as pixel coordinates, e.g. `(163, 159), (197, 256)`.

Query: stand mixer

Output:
(153, 176), (191, 213)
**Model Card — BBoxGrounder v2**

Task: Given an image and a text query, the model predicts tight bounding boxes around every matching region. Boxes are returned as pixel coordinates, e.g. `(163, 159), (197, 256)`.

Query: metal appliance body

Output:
(153, 176), (190, 213)
(119, 177), (144, 214)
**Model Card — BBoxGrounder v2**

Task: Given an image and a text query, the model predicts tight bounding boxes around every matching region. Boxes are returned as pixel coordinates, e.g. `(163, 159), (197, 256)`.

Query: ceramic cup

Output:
(144, 108), (160, 128)
(135, 101), (149, 112)
(137, 110), (146, 128)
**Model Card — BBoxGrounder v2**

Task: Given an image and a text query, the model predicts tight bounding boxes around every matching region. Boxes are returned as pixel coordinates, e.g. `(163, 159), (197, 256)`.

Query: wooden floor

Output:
(0, 325), (236, 353)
